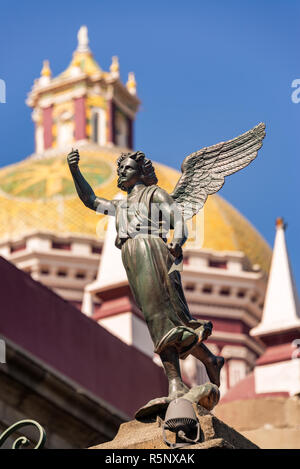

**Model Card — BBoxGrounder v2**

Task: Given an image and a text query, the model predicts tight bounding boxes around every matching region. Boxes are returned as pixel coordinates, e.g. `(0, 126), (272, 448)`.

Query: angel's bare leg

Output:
(191, 343), (224, 387)
(160, 346), (189, 399)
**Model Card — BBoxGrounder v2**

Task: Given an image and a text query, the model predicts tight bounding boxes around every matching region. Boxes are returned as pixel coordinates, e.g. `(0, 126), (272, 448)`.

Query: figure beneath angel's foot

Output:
(134, 341), (223, 420)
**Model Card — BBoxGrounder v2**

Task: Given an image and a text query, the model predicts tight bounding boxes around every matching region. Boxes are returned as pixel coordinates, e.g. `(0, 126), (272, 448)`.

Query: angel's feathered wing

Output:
(170, 122), (266, 220)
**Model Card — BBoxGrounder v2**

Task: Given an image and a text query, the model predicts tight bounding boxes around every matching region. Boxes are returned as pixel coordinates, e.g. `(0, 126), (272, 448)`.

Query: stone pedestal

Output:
(90, 405), (258, 449)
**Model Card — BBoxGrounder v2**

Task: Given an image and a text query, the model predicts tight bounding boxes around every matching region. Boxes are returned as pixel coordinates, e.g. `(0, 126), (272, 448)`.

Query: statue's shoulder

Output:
(148, 184), (166, 195)
(145, 184), (164, 200)
(150, 185), (172, 203)
(147, 184), (160, 194)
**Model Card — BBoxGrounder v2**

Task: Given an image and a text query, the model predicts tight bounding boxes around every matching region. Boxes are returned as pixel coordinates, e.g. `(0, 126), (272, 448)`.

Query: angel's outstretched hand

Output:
(167, 242), (183, 259)
(67, 149), (80, 170)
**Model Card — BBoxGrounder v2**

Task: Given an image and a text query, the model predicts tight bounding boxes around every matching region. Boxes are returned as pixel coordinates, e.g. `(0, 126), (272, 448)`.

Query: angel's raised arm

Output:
(67, 149), (116, 216)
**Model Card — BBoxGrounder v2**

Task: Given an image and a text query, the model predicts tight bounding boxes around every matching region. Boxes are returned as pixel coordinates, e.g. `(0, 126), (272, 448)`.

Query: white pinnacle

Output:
(81, 194), (127, 316)
(251, 218), (300, 337)
(96, 193), (128, 289)
(77, 25), (90, 53)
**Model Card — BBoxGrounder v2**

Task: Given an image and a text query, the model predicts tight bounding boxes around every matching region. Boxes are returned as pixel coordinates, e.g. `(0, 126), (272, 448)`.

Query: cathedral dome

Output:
(0, 26), (271, 274)
(0, 143), (271, 272)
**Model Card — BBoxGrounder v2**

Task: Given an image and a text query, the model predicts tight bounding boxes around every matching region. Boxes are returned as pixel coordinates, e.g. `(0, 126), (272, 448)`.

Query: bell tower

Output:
(27, 26), (140, 154)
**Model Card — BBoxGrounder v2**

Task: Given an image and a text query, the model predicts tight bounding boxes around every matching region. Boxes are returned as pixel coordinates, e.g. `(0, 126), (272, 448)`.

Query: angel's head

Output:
(117, 151), (158, 192)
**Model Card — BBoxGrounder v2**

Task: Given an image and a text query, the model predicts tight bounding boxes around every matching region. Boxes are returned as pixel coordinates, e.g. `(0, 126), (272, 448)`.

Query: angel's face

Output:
(117, 158), (142, 190)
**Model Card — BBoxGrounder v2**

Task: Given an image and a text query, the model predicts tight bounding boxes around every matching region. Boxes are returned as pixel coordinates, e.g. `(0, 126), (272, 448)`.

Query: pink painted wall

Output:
(0, 257), (167, 417)
(74, 96), (86, 140)
(108, 100), (115, 144)
(43, 105), (53, 149)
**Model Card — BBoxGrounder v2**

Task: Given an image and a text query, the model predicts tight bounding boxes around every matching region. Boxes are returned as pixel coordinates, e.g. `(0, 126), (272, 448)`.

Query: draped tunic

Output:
(115, 184), (212, 357)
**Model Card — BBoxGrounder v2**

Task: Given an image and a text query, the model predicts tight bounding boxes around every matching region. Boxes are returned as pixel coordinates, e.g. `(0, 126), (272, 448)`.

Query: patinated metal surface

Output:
(67, 123), (265, 418)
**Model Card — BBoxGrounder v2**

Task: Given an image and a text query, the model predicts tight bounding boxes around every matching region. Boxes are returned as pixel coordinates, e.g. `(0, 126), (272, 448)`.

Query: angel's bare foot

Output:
(203, 356), (224, 388)
(191, 343), (224, 387)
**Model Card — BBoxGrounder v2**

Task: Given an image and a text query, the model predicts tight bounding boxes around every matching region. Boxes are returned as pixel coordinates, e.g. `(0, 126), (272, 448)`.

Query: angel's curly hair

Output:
(117, 151), (158, 191)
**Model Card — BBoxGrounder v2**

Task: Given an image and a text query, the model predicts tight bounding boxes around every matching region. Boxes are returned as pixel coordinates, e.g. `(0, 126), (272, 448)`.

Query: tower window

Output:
(91, 112), (98, 143)
(115, 109), (129, 148)
(52, 241), (71, 250)
(75, 271), (86, 279)
(237, 290), (246, 298)
(91, 108), (106, 146)
(56, 112), (73, 148)
(92, 245), (102, 254)
(57, 270), (67, 277)
(10, 242), (26, 253)
(209, 260), (227, 269)
(220, 288), (231, 296)
(202, 285), (213, 294)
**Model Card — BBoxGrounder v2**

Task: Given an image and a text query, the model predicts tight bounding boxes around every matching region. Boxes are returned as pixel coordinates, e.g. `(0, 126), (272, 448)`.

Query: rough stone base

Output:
(215, 397), (300, 449)
(90, 405), (258, 449)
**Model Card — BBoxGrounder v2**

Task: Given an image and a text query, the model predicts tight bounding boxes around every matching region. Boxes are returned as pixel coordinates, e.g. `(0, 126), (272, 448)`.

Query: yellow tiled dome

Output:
(0, 146), (271, 272)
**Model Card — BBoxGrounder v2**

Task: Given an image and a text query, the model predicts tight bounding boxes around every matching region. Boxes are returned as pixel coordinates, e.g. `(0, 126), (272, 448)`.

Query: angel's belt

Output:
(120, 233), (168, 243)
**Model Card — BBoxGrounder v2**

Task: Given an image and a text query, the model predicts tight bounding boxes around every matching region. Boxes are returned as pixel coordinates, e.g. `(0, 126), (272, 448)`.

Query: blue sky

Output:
(0, 0), (299, 287)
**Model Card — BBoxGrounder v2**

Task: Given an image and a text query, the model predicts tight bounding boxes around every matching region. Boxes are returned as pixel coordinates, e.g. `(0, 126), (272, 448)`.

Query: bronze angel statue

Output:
(67, 122), (265, 416)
